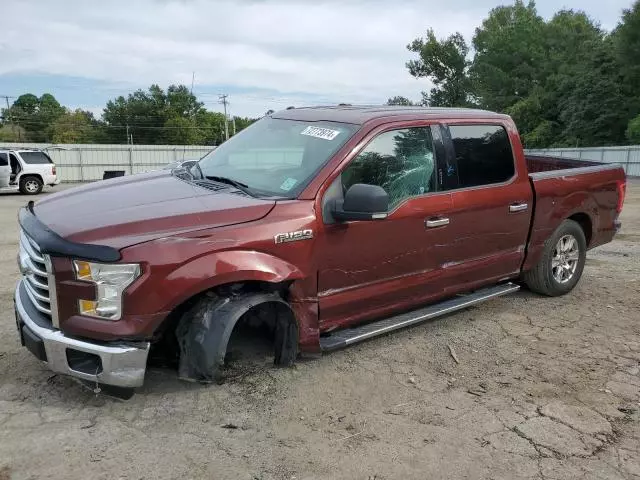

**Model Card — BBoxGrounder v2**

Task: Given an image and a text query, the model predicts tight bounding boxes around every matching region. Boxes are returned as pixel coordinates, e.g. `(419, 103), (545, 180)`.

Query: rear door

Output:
(436, 123), (533, 292)
(0, 152), (10, 187)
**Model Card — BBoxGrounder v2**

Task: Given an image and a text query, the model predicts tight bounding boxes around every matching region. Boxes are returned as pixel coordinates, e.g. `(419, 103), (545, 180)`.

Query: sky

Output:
(0, 0), (634, 118)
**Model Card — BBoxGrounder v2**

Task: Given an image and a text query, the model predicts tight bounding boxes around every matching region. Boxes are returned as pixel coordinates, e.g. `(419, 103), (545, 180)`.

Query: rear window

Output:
(19, 152), (53, 164)
(449, 125), (515, 188)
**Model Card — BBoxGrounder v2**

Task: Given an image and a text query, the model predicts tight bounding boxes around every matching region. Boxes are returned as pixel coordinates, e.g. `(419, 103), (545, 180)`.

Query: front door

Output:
(317, 124), (454, 331)
(437, 123), (533, 292)
(0, 153), (10, 188)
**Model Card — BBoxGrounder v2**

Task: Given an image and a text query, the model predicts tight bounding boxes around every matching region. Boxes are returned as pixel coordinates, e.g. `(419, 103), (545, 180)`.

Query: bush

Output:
(626, 114), (640, 144)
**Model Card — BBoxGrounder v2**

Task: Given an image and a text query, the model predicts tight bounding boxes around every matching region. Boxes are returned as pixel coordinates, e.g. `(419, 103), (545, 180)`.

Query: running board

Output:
(319, 282), (520, 352)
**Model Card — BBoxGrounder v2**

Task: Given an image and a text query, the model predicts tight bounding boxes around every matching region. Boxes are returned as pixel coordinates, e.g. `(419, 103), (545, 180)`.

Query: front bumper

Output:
(15, 280), (149, 388)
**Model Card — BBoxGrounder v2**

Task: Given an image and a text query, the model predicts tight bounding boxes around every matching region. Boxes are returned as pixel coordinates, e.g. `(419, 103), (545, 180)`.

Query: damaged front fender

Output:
(176, 291), (298, 382)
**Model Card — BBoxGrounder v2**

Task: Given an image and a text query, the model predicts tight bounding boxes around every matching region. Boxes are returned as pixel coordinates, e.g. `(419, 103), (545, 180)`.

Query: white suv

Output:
(0, 149), (60, 194)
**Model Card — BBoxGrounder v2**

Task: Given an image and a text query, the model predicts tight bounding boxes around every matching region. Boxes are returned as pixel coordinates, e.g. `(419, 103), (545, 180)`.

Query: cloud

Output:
(0, 0), (632, 116)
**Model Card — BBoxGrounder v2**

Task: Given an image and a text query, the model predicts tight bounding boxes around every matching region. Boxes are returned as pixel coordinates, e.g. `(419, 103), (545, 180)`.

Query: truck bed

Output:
(522, 154), (626, 273)
(525, 154), (606, 175)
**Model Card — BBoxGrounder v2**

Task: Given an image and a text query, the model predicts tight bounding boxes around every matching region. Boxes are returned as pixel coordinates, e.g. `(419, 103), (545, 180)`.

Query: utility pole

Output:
(2, 95), (16, 140)
(191, 72), (195, 96)
(219, 94), (229, 141)
(126, 124), (130, 145)
(232, 116), (236, 136)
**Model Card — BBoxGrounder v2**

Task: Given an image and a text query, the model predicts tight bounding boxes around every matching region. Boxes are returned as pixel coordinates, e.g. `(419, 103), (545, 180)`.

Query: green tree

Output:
(103, 85), (168, 144)
(0, 124), (27, 142)
(400, 1), (639, 148)
(164, 117), (200, 145)
(626, 114), (640, 143)
(387, 96), (415, 106)
(614, 1), (640, 117)
(471, 1), (546, 112)
(51, 109), (99, 143)
(406, 29), (472, 107)
(194, 110), (227, 145)
(470, 5), (623, 147)
(557, 39), (629, 146)
(102, 84), (205, 144)
(5, 93), (65, 141)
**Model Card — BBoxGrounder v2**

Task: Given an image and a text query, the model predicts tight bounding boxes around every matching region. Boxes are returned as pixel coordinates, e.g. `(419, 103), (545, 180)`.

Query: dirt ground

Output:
(0, 181), (639, 480)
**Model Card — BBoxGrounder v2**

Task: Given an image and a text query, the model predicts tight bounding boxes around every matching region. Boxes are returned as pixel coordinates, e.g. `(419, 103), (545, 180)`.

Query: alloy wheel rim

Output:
(552, 234), (579, 284)
(25, 180), (38, 193)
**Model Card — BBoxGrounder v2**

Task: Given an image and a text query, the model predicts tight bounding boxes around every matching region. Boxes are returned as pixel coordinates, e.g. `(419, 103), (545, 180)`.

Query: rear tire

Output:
(523, 219), (587, 296)
(19, 176), (43, 195)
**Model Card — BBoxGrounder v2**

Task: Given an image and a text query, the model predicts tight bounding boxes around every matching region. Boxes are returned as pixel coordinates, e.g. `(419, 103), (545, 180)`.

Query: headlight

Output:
(73, 260), (141, 320)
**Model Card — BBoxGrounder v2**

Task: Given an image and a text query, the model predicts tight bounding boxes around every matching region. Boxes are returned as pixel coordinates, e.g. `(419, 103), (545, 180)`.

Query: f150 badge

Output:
(274, 229), (313, 244)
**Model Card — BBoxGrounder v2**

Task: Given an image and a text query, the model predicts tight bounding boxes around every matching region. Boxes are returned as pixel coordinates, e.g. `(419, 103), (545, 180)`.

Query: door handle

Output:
(509, 203), (528, 213)
(425, 217), (450, 228)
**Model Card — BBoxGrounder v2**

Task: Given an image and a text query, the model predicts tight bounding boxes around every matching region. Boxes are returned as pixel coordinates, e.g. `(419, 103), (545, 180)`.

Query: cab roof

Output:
(271, 105), (508, 125)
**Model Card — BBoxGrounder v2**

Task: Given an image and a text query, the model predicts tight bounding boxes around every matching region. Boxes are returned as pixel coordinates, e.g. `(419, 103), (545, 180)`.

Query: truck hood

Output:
(33, 170), (276, 250)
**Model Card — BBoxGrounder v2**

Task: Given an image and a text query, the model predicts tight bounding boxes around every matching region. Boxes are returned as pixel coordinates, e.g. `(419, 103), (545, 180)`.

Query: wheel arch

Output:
(173, 287), (299, 382)
(523, 201), (597, 273)
(567, 212), (593, 247)
(155, 250), (308, 315)
(20, 173), (44, 183)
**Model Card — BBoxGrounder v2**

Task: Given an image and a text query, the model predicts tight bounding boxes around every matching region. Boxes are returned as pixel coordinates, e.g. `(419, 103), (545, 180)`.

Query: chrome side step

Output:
(319, 282), (520, 352)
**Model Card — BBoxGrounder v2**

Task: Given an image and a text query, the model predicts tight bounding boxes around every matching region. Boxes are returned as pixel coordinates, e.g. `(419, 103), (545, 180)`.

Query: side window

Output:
(342, 127), (436, 209)
(448, 125), (515, 188)
(0, 153), (7, 167)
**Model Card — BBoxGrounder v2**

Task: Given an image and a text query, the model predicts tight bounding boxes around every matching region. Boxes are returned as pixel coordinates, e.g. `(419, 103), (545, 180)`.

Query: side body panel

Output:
(523, 166), (625, 272)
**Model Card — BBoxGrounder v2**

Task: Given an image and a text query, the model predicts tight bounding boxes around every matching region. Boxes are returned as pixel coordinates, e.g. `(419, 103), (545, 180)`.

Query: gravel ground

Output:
(0, 181), (639, 480)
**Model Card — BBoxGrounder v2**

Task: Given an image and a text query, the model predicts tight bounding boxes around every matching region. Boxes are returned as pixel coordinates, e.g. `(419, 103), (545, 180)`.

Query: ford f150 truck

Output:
(14, 106), (626, 397)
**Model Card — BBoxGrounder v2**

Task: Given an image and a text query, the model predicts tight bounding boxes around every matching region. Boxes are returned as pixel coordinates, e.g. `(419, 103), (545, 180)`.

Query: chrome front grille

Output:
(18, 230), (59, 327)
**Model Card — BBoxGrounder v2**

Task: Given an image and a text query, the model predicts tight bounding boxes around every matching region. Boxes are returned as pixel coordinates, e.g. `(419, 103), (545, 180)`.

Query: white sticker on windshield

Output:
(300, 126), (341, 141)
(280, 177), (298, 191)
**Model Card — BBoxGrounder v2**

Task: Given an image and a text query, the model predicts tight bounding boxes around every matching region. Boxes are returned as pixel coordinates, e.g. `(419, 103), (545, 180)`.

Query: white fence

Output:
(0, 143), (214, 182)
(526, 146), (640, 177)
(2, 142), (639, 182)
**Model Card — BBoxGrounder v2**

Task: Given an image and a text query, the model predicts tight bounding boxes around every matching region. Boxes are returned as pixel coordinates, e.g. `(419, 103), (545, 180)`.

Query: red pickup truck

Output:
(15, 106), (626, 396)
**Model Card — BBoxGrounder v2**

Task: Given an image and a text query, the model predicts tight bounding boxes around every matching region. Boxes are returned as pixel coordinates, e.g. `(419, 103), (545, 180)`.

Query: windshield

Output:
(197, 117), (358, 197)
(19, 151), (53, 164)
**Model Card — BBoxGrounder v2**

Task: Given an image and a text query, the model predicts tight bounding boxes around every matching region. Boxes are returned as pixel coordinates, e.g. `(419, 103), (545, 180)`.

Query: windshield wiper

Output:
(205, 175), (254, 196)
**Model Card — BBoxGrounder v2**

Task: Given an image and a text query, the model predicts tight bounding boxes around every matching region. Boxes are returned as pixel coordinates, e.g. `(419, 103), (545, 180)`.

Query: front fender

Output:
(159, 250), (306, 313)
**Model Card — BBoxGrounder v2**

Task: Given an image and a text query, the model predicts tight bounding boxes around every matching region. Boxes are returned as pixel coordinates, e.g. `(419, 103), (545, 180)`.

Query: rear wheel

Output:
(523, 219), (587, 296)
(19, 176), (43, 195)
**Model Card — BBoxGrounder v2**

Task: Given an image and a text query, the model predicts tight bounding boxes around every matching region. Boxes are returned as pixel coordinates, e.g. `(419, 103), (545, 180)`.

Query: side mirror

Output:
(332, 183), (389, 221)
